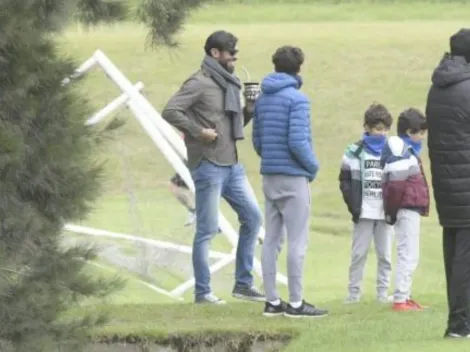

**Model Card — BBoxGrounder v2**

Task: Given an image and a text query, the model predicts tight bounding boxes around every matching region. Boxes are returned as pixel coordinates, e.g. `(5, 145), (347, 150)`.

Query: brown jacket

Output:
(162, 67), (252, 169)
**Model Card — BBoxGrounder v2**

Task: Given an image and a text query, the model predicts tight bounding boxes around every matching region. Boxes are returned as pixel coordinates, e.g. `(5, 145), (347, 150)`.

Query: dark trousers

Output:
(443, 227), (470, 334)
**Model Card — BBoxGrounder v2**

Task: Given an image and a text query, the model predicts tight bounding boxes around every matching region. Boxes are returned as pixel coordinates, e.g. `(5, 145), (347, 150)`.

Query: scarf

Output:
(201, 55), (243, 140)
(362, 133), (386, 156)
(400, 135), (422, 155)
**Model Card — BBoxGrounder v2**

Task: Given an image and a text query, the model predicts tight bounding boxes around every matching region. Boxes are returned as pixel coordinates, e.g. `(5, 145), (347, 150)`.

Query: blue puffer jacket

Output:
(252, 72), (319, 181)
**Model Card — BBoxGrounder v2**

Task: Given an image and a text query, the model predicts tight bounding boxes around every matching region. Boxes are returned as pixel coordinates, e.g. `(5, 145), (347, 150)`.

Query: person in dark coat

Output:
(426, 28), (470, 338)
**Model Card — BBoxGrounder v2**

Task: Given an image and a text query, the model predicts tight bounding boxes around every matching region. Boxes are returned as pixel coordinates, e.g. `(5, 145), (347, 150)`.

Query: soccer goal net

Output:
(61, 50), (287, 302)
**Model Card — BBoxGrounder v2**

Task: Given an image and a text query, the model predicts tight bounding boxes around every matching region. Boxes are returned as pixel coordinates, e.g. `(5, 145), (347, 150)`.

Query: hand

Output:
(244, 99), (255, 112)
(200, 128), (218, 142)
(243, 101), (255, 119)
(385, 214), (396, 225)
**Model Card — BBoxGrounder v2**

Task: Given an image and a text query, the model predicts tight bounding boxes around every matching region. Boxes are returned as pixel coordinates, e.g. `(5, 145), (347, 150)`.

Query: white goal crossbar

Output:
(63, 50), (287, 301)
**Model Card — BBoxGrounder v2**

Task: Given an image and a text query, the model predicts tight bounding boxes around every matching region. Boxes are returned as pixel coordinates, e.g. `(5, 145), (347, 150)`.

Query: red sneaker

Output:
(392, 301), (422, 312)
(407, 299), (428, 310)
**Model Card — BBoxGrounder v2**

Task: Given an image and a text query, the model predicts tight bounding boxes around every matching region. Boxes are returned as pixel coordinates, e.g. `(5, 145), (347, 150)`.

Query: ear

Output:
(210, 48), (220, 58)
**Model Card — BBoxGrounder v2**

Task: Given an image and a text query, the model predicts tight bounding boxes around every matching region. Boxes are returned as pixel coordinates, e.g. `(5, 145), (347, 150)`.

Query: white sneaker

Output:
(343, 296), (360, 304)
(377, 295), (394, 304)
(195, 293), (226, 305)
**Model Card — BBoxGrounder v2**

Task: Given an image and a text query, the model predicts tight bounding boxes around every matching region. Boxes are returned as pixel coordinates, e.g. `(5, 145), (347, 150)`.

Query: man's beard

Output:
(220, 60), (235, 73)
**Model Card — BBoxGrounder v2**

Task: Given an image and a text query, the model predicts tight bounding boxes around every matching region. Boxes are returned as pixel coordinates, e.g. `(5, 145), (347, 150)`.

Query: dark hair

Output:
(272, 46), (304, 75)
(450, 28), (470, 63)
(363, 103), (393, 129)
(397, 108), (427, 136)
(204, 30), (238, 56)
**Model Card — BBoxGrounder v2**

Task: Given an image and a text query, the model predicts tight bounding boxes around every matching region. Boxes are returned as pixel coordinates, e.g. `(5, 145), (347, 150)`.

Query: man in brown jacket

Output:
(162, 30), (264, 304)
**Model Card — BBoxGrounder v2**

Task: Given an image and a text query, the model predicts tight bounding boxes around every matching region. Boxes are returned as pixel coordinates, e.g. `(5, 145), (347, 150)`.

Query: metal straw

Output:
(241, 65), (251, 82)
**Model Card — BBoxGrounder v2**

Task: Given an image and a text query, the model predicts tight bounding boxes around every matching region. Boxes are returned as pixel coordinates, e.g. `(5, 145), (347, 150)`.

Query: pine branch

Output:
(1, 0), (209, 47)
(136, 0), (207, 47)
(0, 0), (77, 31)
(0, 0), (208, 349)
(75, 0), (128, 25)
(0, 1), (125, 350)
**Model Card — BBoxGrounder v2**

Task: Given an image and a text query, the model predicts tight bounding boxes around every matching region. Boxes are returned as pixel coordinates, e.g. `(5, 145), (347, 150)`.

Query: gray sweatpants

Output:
(348, 219), (392, 299)
(393, 209), (420, 303)
(261, 175), (310, 303)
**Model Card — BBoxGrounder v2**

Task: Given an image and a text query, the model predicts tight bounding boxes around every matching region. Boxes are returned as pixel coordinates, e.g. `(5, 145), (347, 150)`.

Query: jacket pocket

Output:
(403, 175), (429, 208)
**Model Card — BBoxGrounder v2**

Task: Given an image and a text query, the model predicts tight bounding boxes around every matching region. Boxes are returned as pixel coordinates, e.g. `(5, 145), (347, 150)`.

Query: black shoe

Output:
(232, 285), (266, 302)
(284, 300), (328, 318)
(263, 300), (288, 317)
(444, 331), (470, 339)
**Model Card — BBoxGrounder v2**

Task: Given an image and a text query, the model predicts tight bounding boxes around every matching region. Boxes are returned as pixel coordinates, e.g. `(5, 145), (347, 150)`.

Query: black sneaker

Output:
(263, 300), (288, 317)
(232, 286), (266, 302)
(444, 331), (470, 339)
(284, 300), (328, 318)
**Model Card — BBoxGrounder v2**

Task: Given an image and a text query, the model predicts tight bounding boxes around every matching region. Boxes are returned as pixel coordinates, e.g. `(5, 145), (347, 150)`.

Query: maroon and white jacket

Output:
(380, 136), (430, 225)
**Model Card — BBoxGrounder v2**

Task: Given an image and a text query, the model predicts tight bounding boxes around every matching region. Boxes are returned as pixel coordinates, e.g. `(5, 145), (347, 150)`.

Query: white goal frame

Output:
(63, 50), (287, 300)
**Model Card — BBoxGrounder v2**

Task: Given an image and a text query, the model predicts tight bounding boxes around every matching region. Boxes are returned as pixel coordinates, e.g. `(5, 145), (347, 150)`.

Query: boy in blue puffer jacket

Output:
(252, 45), (327, 318)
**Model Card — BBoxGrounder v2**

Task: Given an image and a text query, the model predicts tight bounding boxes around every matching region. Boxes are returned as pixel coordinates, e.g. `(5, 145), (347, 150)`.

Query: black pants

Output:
(443, 227), (470, 334)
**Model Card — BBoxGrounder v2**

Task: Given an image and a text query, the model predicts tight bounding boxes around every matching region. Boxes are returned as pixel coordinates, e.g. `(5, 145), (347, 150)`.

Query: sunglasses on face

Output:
(221, 48), (238, 56)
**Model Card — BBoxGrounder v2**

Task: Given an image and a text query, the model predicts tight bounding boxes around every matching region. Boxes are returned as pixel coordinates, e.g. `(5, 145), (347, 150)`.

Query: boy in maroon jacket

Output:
(381, 108), (430, 312)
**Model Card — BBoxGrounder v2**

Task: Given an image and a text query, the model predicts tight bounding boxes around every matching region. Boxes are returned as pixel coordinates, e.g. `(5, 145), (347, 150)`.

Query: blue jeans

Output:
(190, 160), (262, 299)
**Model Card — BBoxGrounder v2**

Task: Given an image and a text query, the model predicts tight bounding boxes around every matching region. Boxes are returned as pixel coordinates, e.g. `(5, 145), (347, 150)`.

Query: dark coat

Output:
(426, 54), (470, 228)
(338, 140), (365, 223)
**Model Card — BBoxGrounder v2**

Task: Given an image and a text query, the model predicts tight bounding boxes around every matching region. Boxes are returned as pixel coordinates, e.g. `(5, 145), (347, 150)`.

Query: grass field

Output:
(57, 2), (470, 351)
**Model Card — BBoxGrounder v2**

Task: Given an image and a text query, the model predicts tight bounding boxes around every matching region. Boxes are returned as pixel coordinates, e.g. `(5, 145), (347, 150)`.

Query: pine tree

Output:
(0, 0), (206, 351)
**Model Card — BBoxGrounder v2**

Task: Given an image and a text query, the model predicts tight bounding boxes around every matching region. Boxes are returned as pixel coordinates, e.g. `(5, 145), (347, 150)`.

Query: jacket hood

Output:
(387, 136), (407, 157)
(260, 72), (302, 94)
(432, 53), (470, 88)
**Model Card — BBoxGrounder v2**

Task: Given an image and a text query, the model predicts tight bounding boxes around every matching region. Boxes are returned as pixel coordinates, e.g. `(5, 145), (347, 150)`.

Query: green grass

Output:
(190, 3), (470, 22)
(213, 0), (470, 3)
(84, 262), (177, 305)
(56, 2), (470, 351)
(90, 300), (469, 352)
